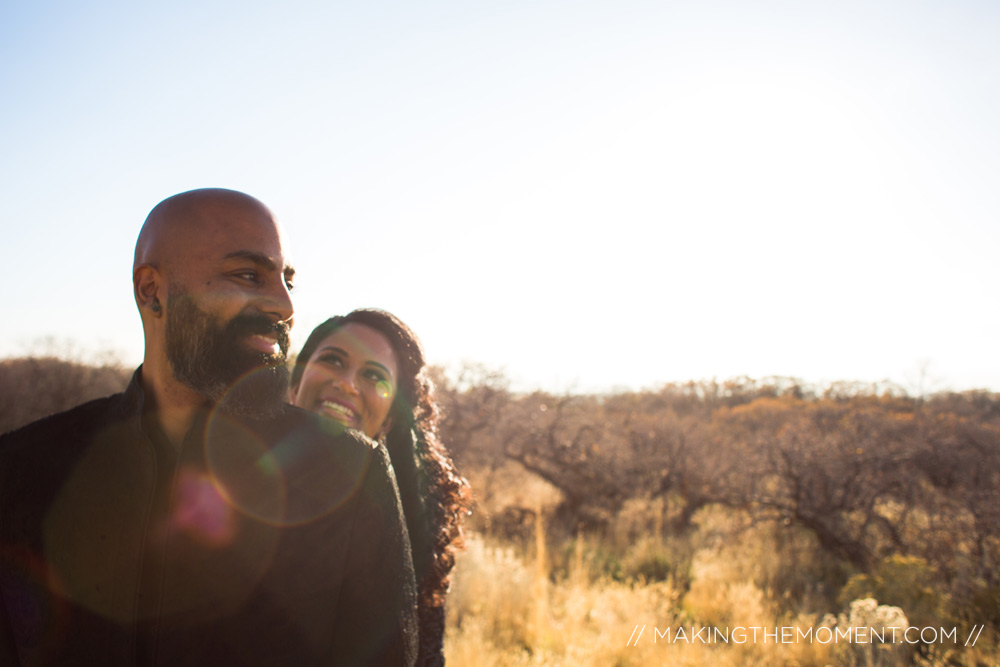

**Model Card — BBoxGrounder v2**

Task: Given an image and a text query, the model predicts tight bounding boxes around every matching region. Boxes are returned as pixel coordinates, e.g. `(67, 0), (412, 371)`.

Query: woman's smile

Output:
(318, 397), (361, 426)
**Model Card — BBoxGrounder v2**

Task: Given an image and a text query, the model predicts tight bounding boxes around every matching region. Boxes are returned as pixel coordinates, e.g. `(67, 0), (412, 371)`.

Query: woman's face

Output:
(292, 322), (400, 439)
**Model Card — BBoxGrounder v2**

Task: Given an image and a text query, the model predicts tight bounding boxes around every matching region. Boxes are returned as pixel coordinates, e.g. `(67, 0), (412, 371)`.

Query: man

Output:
(0, 189), (418, 665)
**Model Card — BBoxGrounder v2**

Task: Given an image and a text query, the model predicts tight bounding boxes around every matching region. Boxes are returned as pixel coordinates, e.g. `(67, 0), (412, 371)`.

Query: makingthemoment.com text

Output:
(625, 625), (985, 647)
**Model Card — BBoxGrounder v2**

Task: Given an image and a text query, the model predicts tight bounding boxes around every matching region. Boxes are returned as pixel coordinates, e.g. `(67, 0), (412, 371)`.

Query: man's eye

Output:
(235, 271), (259, 283)
(285, 281), (295, 292)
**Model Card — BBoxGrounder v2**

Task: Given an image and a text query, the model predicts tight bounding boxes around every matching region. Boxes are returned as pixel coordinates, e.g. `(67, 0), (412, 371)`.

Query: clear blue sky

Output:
(2, 0), (998, 394)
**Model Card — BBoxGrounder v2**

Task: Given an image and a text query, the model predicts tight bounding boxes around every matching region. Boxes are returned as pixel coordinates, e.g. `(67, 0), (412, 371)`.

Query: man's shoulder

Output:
(272, 404), (379, 452)
(0, 393), (127, 456)
(248, 405), (395, 522)
(0, 394), (130, 515)
(260, 404), (390, 474)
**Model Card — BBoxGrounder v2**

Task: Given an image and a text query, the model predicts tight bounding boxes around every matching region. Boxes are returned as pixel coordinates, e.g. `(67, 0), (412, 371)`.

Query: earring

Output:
(151, 299), (161, 314)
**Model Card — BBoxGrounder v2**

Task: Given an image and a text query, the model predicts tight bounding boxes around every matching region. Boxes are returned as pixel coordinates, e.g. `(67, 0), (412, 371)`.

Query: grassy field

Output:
(444, 504), (998, 666)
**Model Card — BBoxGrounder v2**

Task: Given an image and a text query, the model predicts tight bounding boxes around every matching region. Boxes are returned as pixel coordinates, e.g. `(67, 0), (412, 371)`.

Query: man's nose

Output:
(261, 279), (294, 323)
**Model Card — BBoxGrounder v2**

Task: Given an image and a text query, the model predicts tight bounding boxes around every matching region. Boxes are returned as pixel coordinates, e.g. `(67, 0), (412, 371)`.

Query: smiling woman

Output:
(291, 308), (471, 667)
(292, 321), (400, 440)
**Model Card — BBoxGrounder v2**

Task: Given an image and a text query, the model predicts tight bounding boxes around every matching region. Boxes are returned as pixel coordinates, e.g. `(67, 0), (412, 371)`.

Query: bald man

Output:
(0, 189), (418, 666)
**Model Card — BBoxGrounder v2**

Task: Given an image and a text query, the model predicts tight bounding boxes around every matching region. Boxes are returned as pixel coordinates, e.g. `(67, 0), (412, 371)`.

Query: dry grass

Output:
(443, 504), (998, 666)
(444, 525), (832, 666)
(446, 533), (680, 666)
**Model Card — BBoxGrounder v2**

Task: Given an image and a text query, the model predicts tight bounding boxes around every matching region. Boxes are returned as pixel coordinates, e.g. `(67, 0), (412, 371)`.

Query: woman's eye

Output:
(319, 354), (344, 368)
(363, 369), (385, 383)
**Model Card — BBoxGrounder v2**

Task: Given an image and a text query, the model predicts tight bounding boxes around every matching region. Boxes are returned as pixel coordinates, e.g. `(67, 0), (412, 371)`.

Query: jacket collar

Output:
(107, 365), (147, 423)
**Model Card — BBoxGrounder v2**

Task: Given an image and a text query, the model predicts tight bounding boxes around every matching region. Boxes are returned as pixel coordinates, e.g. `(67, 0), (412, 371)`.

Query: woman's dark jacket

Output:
(0, 369), (418, 666)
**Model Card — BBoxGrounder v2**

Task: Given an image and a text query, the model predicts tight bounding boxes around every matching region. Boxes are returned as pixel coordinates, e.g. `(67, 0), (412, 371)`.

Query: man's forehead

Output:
(193, 207), (288, 256)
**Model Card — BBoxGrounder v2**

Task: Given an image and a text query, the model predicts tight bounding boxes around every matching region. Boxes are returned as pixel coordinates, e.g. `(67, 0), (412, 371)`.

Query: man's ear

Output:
(134, 265), (162, 316)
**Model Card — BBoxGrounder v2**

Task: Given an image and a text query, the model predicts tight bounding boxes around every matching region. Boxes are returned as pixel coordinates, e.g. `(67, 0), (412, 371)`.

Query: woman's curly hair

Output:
(291, 309), (471, 611)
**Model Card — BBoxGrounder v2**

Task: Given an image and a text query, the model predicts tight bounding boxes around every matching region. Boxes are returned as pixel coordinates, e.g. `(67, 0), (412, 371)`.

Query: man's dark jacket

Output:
(0, 369), (418, 665)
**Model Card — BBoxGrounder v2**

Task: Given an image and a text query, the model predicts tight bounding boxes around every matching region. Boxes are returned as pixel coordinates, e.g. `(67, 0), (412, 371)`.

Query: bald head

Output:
(134, 188), (276, 273)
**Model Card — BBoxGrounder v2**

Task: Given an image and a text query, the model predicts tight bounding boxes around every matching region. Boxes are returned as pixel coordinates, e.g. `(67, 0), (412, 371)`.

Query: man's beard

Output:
(165, 289), (291, 419)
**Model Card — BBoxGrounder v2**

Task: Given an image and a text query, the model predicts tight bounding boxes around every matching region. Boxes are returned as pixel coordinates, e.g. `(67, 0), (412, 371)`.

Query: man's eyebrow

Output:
(224, 250), (277, 269)
(223, 250), (295, 279)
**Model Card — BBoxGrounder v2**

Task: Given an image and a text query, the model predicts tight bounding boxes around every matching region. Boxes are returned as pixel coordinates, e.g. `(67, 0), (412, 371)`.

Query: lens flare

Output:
(202, 409), (288, 526)
(204, 381), (366, 527)
(376, 379), (393, 400)
(167, 468), (236, 547)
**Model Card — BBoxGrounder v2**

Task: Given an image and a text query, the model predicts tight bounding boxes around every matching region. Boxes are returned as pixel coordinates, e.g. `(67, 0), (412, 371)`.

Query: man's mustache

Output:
(227, 312), (291, 356)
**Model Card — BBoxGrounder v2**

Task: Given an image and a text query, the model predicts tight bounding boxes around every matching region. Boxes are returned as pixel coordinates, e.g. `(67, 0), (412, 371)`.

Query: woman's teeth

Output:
(321, 401), (358, 421)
